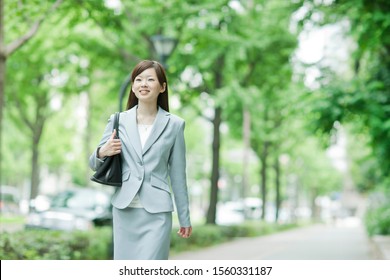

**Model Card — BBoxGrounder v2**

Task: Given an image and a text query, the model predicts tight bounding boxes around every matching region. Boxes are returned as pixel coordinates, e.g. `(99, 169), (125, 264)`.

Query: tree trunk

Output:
(0, 0), (5, 183)
(260, 141), (269, 220)
(85, 91), (92, 186)
(206, 54), (224, 225)
(30, 137), (40, 200)
(310, 187), (319, 222)
(29, 100), (45, 201)
(206, 106), (221, 224)
(242, 108), (251, 201)
(274, 155), (281, 222)
(0, 55), (4, 184)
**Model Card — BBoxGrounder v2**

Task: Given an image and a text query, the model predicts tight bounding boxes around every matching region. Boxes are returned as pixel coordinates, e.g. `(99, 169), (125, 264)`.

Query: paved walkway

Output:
(171, 218), (380, 260)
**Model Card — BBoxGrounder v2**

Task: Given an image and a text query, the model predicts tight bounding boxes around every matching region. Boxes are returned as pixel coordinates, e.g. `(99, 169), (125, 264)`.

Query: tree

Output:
(222, 0), (298, 220)
(4, 0), (125, 198)
(5, 18), (93, 199)
(0, 0), (63, 184)
(303, 0), (390, 190)
(168, 0), (235, 224)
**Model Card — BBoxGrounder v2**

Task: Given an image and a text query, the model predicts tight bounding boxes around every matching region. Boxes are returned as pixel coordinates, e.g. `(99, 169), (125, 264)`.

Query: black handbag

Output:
(90, 112), (122, 187)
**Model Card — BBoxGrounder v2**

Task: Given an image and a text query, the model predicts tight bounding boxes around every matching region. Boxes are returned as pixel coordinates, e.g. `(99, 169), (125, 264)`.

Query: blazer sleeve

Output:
(89, 114), (115, 171)
(168, 120), (191, 227)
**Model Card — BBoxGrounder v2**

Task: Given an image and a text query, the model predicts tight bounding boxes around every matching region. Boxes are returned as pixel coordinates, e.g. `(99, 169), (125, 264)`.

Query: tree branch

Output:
(5, 0), (63, 56)
(14, 98), (34, 132)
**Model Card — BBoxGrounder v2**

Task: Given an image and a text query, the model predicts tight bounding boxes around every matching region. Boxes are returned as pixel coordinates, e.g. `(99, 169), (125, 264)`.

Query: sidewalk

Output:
(171, 218), (383, 260)
(371, 235), (390, 260)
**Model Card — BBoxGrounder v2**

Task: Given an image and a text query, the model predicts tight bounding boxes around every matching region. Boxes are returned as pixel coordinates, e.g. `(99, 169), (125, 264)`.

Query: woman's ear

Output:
(160, 82), (166, 93)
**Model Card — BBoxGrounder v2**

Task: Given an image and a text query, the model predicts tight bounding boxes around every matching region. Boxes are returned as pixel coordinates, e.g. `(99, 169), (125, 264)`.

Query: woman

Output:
(89, 60), (192, 260)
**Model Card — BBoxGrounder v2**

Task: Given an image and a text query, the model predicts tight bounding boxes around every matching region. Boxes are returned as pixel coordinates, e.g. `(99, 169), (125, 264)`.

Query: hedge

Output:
(0, 222), (299, 260)
(0, 227), (113, 260)
(365, 205), (390, 236)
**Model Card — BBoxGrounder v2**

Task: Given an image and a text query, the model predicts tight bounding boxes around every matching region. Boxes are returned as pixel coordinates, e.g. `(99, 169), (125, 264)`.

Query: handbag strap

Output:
(113, 112), (120, 139)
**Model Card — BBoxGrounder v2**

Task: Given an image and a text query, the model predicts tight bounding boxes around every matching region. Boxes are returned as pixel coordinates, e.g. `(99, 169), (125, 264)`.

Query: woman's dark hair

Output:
(126, 60), (169, 112)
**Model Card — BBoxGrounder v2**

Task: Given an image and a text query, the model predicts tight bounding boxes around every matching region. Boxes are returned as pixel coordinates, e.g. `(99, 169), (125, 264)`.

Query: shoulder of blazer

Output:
(169, 115), (186, 134)
(161, 109), (184, 126)
(158, 107), (184, 125)
(121, 107), (136, 115)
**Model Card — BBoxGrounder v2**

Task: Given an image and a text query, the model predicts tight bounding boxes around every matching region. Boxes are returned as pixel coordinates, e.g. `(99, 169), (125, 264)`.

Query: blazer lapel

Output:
(122, 107), (143, 161)
(142, 107), (170, 155)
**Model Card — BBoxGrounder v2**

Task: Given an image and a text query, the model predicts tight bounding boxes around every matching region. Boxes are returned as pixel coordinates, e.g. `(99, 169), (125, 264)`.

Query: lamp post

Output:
(150, 34), (177, 69)
(118, 34), (177, 111)
(118, 73), (131, 111)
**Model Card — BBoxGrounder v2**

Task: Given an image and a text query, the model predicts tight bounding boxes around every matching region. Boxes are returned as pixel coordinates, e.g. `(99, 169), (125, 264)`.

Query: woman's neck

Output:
(137, 103), (158, 125)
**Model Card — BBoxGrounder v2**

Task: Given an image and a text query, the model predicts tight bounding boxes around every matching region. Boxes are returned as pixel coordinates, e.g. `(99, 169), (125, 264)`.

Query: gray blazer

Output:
(89, 106), (191, 227)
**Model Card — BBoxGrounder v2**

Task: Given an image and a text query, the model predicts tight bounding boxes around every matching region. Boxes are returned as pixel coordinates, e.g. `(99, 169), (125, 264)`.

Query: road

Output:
(171, 218), (379, 260)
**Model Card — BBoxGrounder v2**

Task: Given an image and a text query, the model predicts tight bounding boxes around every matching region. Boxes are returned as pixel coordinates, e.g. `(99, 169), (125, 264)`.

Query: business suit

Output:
(89, 106), (191, 259)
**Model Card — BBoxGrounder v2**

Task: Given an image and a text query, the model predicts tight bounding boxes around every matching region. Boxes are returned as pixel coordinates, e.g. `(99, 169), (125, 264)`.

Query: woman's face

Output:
(132, 68), (166, 105)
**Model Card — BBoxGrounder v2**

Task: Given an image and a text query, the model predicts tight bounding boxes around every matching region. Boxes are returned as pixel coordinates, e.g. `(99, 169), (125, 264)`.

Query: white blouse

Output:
(138, 124), (153, 149)
(128, 124), (153, 208)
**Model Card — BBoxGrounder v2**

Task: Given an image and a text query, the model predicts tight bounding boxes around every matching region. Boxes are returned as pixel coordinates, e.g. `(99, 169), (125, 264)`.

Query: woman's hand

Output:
(177, 226), (192, 238)
(98, 129), (122, 158)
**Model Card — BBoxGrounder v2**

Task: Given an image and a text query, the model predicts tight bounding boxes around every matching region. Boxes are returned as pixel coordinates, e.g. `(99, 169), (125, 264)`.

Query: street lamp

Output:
(150, 34), (177, 69)
(118, 73), (131, 111)
(118, 34), (177, 111)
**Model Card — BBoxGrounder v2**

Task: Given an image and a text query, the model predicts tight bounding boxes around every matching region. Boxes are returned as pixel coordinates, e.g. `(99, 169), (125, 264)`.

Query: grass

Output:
(0, 215), (26, 224)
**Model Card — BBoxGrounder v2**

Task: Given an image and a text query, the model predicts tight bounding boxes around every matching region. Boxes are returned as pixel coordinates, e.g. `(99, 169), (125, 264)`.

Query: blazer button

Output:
(138, 176), (142, 181)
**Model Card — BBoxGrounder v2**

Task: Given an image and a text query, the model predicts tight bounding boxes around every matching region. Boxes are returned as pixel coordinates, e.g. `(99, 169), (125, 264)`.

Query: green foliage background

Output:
(1, 0), (389, 230)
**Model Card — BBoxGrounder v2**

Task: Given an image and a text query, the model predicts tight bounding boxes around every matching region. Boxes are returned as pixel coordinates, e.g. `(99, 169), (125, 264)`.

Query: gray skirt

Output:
(112, 207), (172, 260)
